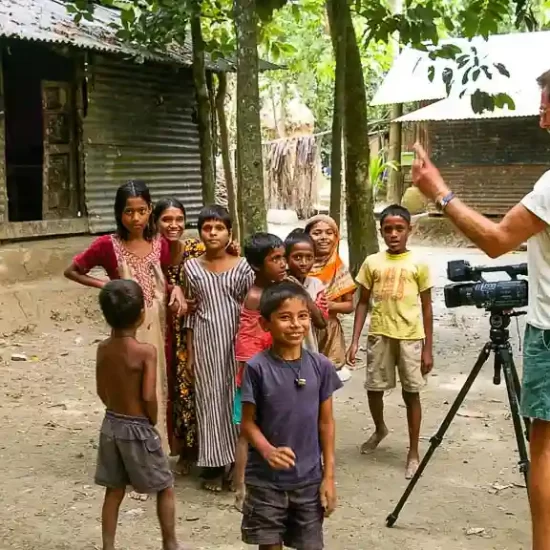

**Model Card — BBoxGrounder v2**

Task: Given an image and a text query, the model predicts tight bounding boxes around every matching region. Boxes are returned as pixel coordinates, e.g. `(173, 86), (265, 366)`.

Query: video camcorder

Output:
(444, 260), (528, 310)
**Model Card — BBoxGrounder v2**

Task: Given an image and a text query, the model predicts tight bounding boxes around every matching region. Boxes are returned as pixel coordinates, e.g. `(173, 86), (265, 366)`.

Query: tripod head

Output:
(488, 309), (526, 385)
(488, 309), (526, 345)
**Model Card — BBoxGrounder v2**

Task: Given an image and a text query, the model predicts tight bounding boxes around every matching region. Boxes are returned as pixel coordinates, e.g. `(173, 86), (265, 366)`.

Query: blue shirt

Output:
(241, 349), (342, 489)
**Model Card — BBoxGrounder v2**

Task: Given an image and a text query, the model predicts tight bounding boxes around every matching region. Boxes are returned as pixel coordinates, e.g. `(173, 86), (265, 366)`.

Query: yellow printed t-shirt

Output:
(356, 251), (432, 340)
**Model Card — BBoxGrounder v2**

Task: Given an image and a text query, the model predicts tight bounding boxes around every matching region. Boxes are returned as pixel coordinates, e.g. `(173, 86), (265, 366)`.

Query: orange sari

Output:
(307, 215), (355, 367)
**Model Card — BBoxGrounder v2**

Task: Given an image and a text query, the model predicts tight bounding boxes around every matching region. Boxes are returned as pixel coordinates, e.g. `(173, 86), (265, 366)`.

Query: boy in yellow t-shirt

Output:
(347, 204), (433, 480)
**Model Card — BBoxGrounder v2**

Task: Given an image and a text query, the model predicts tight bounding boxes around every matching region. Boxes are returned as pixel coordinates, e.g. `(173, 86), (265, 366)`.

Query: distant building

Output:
(371, 31), (550, 216)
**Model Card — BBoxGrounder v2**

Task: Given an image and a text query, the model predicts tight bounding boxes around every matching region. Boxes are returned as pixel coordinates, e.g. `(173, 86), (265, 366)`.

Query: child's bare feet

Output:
(360, 426), (389, 454)
(174, 457), (192, 476)
(233, 484), (245, 512)
(129, 491), (148, 501)
(202, 476), (223, 493)
(405, 454), (420, 479)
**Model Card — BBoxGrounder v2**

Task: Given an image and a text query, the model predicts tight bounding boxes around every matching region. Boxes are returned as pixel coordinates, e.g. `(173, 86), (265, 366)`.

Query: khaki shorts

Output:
(365, 335), (425, 393)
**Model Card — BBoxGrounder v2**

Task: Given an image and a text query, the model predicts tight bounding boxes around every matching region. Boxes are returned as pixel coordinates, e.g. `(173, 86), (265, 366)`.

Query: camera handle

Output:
(386, 314), (530, 528)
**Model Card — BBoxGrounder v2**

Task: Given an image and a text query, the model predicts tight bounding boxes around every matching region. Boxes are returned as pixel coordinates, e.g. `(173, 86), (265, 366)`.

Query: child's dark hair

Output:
(99, 279), (144, 330)
(260, 280), (310, 320)
(379, 204), (412, 227)
(284, 228), (315, 257)
(197, 204), (232, 232)
(244, 232), (284, 270)
(153, 197), (187, 225)
(114, 180), (154, 241)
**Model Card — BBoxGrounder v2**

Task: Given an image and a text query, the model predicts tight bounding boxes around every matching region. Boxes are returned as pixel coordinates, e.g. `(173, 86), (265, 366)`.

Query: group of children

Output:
(65, 180), (433, 550)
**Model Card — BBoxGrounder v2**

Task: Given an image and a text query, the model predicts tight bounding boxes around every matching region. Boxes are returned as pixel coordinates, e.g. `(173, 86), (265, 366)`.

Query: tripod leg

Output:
(498, 345), (530, 493)
(386, 342), (492, 527)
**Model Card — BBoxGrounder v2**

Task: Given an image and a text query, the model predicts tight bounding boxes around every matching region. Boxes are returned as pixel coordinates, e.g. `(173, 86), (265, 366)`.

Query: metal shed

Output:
(0, 0), (230, 239)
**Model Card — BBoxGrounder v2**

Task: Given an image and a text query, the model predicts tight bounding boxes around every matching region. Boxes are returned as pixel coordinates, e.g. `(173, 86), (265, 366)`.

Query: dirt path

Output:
(0, 246), (531, 550)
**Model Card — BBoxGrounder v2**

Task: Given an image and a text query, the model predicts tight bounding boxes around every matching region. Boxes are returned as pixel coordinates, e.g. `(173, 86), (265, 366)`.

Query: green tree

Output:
(235, 0), (268, 236)
(191, 0), (216, 204)
(68, 0), (543, 260)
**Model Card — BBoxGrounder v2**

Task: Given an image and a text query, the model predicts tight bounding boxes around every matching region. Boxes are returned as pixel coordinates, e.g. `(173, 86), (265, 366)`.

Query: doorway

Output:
(3, 41), (79, 222)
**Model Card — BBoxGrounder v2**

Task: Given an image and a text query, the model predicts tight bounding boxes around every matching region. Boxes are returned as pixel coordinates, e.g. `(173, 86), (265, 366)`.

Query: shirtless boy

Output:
(95, 279), (180, 550)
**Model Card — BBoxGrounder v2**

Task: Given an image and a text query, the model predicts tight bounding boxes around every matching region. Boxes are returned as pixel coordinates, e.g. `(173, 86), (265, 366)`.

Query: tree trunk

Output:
(216, 72), (240, 242)
(326, 0), (345, 227)
(386, 104), (403, 204)
(341, 1), (378, 275)
(191, 1), (215, 205)
(207, 71), (218, 160)
(234, 0), (267, 237)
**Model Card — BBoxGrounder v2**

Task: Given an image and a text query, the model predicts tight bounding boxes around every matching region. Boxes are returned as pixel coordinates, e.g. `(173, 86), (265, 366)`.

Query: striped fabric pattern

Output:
(183, 257), (254, 467)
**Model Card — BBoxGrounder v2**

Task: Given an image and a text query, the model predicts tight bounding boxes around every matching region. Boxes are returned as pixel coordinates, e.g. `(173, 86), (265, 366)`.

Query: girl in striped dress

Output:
(183, 205), (254, 492)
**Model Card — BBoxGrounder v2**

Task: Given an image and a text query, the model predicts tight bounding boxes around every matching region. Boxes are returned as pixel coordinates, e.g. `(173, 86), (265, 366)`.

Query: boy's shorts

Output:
(241, 483), (324, 549)
(521, 324), (550, 421)
(95, 411), (173, 494)
(365, 335), (425, 393)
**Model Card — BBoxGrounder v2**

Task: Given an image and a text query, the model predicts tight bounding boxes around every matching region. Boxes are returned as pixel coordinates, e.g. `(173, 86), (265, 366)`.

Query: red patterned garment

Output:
(73, 234), (170, 285)
(235, 306), (272, 387)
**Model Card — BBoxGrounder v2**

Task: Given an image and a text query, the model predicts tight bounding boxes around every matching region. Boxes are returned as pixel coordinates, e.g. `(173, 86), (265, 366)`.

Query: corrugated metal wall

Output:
(83, 55), (203, 233)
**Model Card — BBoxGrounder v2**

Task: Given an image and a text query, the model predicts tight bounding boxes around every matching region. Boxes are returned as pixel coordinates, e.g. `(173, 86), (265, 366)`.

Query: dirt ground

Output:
(0, 246), (532, 550)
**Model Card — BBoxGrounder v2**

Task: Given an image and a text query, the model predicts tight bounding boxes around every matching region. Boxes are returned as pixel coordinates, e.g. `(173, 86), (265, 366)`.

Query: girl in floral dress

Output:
(154, 197), (204, 474)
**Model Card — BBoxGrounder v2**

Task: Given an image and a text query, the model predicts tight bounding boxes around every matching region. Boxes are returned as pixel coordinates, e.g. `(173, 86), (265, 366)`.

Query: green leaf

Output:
(428, 65), (435, 82)
(444, 17), (454, 32)
(457, 54), (469, 69)
(494, 62), (510, 78)
(442, 67), (453, 95)
(473, 68), (480, 81)
(121, 7), (136, 24)
(494, 92), (516, 109)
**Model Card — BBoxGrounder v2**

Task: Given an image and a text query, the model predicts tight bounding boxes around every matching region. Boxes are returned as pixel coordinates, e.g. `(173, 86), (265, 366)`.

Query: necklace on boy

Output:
(271, 350), (306, 388)
(283, 356), (306, 388)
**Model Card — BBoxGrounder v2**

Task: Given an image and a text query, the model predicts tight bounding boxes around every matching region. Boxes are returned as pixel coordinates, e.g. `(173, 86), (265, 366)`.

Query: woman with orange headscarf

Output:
(305, 214), (355, 380)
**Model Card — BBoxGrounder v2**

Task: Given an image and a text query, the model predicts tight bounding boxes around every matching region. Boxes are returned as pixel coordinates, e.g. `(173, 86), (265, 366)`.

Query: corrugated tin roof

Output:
(371, 31), (550, 106)
(0, 0), (280, 71)
(395, 87), (540, 122)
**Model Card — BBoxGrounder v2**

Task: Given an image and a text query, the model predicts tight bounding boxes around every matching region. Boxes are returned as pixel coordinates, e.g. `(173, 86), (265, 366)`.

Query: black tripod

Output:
(386, 310), (530, 527)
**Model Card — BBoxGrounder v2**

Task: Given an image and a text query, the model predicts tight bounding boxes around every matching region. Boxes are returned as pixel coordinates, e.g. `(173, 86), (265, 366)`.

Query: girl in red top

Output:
(64, 181), (186, 454)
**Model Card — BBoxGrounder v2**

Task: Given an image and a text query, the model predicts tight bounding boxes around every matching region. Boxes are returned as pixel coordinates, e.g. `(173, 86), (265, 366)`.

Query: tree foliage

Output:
(359, 0), (540, 112)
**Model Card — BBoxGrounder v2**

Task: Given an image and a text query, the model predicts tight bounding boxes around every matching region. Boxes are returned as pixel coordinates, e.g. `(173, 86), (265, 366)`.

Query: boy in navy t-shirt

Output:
(240, 281), (342, 549)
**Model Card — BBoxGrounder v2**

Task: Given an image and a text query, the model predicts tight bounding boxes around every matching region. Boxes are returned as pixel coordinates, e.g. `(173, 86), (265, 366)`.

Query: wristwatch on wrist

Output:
(435, 191), (455, 212)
